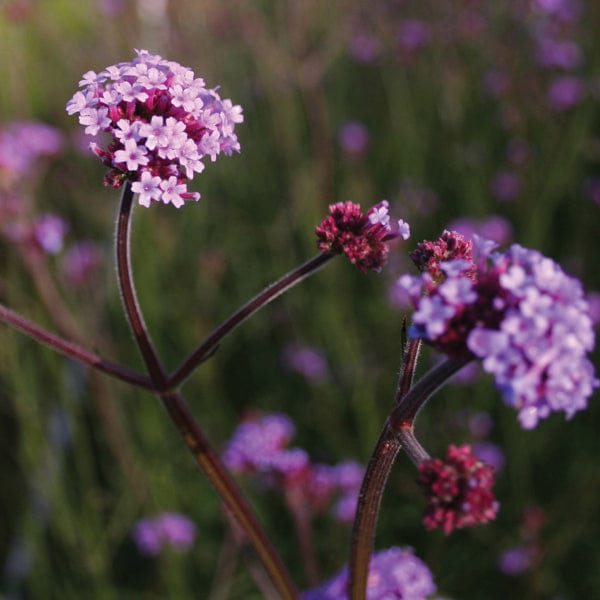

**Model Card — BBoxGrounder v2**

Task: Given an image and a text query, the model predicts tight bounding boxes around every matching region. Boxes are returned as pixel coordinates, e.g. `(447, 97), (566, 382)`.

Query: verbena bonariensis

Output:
(0, 49), (597, 600)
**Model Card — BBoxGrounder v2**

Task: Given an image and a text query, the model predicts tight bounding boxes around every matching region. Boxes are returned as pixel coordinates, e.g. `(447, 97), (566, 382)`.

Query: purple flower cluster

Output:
(66, 49), (243, 208)
(316, 200), (410, 273)
(399, 235), (598, 428)
(132, 512), (197, 557)
(281, 343), (329, 384)
(223, 413), (364, 520)
(302, 547), (436, 600)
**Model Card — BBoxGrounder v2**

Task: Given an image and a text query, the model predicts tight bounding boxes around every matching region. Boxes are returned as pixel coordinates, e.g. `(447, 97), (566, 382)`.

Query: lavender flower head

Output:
(66, 49), (243, 208)
(132, 512), (197, 556)
(400, 235), (598, 428)
(302, 547), (436, 600)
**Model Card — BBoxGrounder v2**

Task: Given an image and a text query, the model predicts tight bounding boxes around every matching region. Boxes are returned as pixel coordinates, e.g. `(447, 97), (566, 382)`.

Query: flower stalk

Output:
(115, 181), (299, 600)
(348, 351), (469, 600)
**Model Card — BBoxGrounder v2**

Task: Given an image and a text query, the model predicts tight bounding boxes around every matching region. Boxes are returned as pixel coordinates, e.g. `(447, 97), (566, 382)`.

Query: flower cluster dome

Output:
(399, 235), (598, 428)
(66, 49), (243, 208)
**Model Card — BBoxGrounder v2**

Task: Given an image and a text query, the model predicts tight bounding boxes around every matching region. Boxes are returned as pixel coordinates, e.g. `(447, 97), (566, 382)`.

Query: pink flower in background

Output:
(66, 49), (243, 207)
(33, 214), (68, 254)
(447, 216), (513, 246)
(397, 19), (431, 53)
(302, 547), (436, 600)
(547, 75), (585, 111)
(0, 121), (63, 181)
(337, 121), (370, 156)
(349, 32), (382, 64)
(498, 545), (534, 575)
(281, 344), (329, 383)
(132, 512), (197, 556)
(60, 241), (104, 288)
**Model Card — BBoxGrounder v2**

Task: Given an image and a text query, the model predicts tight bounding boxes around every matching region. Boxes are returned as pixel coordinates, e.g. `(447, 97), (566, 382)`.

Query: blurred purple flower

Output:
(281, 343), (329, 383)
(0, 121), (63, 179)
(491, 171), (521, 202)
(468, 411), (494, 438)
(472, 442), (505, 472)
(498, 545), (534, 575)
(33, 214), (68, 254)
(60, 241), (104, 288)
(397, 20), (431, 53)
(536, 37), (581, 70)
(532, 0), (582, 23)
(337, 121), (370, 156)
(448, 216), (513, 245)
(330, 460), (364, 524)
(302, 547), (436, 600)
(132, 512), (197, 556)
(223, 413), (296, 474)
(156, 512), (197, 552)
(547, 76), (585, 111)
(349, 32), (382, 64)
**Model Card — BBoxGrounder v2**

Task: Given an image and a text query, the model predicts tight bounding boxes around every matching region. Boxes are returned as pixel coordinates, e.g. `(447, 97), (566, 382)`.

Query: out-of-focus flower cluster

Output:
(132, 512), (197, 557)
(418, 444), (499, 535)
(223, 413), (364, 523)
(0, 121), (63, 185)
(316, 200), (410, 273)
(302, 547), (437, 600)
(399, 232), (598, 428)
(66, 49), (243, 208)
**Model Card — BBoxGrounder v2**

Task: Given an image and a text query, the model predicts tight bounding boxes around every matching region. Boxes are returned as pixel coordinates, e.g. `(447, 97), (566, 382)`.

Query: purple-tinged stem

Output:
(168, 252), (334, 389)
(388, 357), (470, 430)
(160, 390), (299, 600)
(396, 427), (430, 467)
(348, 339), (421, 600)
(348, 352), (468, 600)
(0, 302), (154, 390)
(116, 184), (299, 600)
(116, 182), (169, 390)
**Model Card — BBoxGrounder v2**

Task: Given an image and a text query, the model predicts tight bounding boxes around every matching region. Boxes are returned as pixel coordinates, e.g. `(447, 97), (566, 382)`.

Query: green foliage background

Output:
(1, 1), (599, 598)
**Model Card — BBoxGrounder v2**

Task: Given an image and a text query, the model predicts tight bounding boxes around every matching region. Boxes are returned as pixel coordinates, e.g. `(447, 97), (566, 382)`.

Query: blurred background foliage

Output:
(1, 0), (600, 598)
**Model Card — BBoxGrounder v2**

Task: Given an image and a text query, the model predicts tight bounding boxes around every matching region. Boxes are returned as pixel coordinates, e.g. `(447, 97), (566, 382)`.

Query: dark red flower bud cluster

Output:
(418, 444), (499, 534)
(315, 201), (389, 273)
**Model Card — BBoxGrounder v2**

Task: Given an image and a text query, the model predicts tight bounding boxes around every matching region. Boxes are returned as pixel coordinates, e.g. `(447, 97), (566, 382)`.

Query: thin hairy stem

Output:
(348, 352), (468, 600)
(168, 252), (334, 389)
(116, 182), (169, 389)
(115, 187), (298, 599)
(0, 303), (154, 389)
(160, 390), (299, 600)
(389, 357), (471, 430)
